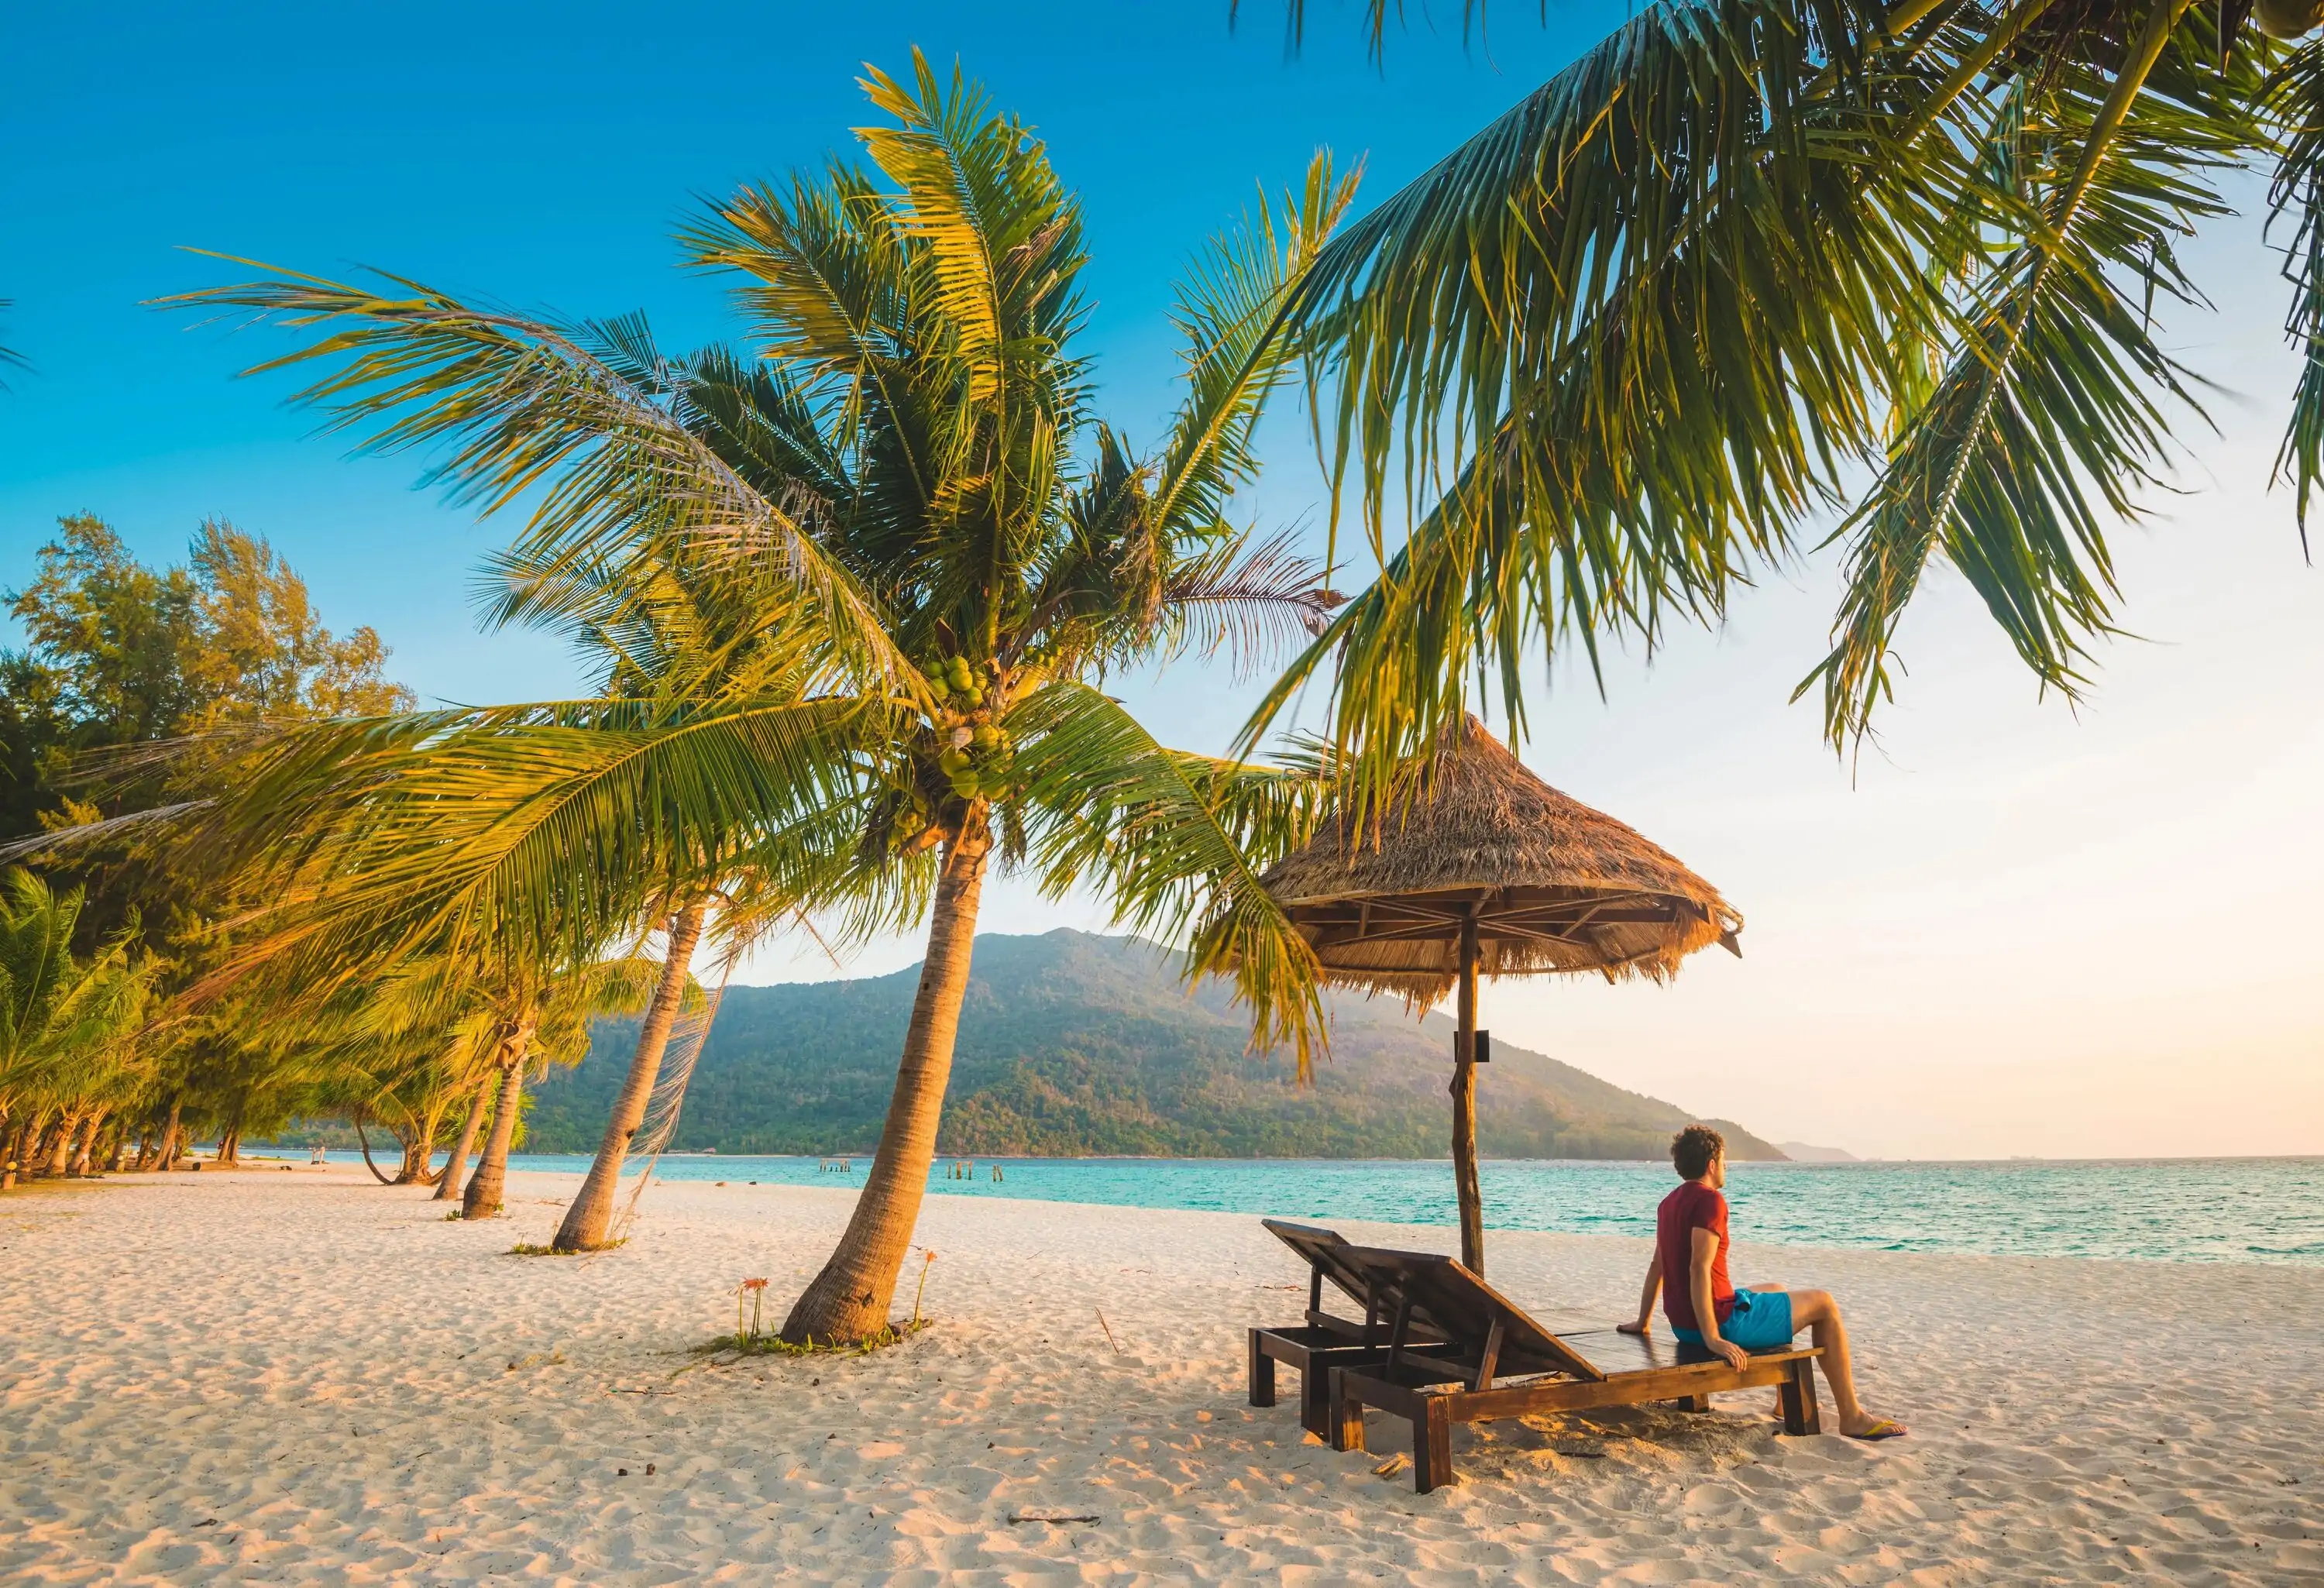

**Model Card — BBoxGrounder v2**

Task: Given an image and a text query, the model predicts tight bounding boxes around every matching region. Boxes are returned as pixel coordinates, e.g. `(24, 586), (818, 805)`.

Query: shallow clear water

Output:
(381, 1151), (2324, 1267)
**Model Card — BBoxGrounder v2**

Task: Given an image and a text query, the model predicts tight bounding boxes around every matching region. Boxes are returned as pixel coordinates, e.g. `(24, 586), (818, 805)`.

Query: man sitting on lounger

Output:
(1618, 1124), (1906, 1441)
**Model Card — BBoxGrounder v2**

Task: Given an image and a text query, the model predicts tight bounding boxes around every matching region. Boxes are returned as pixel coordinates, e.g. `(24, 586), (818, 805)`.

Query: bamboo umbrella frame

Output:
(1262, 717), (1742, 1275)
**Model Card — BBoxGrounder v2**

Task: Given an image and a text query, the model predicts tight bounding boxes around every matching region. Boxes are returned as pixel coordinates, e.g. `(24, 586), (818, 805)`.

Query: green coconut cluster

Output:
(923, 655), (1013, 803)
(922, 654), (985, 710)
(936, 719), (1013, 801)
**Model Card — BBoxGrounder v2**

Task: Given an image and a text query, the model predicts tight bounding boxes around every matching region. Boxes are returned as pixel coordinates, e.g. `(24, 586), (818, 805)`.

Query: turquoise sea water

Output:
(444, 1151), (2319, 1267)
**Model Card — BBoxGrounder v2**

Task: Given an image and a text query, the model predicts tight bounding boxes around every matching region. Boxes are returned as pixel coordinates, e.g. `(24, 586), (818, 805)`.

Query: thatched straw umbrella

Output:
(1262, 717), (1741, 1276)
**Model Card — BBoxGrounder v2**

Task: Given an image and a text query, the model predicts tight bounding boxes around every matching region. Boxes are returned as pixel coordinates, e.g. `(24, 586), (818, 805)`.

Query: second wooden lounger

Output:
(1246, 1218), (1456, 1437)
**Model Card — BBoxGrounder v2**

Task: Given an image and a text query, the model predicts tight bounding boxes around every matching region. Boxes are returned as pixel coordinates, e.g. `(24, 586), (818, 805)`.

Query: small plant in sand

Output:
(909, 1249), (937, 1331)
(509, 1239), (619, 1256)
(737, 1277), (769, 1345)
(699, 1318), (930, 1360)
(698, 1273), (930, 1359)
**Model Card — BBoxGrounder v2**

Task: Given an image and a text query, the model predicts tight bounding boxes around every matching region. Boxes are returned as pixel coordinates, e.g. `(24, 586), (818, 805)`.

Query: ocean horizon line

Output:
(240, 1148), (2324, 1269)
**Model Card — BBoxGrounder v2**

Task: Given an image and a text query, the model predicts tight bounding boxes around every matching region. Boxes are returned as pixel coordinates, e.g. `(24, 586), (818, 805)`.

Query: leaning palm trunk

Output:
(782, 828), (990, 1344)
(459, 1062), (523, 1218)
(68, 1111), (105, 1177)
(394, 1105), (441, 1184)
(433, 1082), (490, 1199)
(46, 1112), (82, 1177)
(153, 1097), (182, 1171)
(461, 1021), (535, 1220)
(553, 902), (706, 1253)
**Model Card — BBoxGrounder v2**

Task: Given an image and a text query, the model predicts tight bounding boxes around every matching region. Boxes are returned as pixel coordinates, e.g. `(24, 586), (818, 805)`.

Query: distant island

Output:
(1776, 1141), (1862, 1163)
(524, 930), (1785, 1161)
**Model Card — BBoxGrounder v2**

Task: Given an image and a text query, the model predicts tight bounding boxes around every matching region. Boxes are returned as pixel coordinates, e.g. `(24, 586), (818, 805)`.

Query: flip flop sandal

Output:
(1845, 1418), (1908, 1442)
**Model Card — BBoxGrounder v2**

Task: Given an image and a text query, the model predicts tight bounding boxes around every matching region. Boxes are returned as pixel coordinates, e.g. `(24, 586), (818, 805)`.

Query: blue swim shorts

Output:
(1673, 1288), (1795, 1352)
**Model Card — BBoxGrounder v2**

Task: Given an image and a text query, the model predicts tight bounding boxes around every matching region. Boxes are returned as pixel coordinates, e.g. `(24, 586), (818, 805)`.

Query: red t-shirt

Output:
(1656, 1180), (1736, 1332)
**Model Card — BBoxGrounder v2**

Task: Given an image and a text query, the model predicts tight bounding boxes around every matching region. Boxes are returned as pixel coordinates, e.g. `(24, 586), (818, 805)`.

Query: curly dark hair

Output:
(1670, 1124), (1726, 1181)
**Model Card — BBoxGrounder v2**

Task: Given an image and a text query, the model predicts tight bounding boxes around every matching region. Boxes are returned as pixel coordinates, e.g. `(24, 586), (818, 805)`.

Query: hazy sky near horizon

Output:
(5, 2), (2319, 1162)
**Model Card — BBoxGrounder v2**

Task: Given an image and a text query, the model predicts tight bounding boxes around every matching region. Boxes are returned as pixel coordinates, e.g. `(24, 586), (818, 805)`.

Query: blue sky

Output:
(2, 1), (1601, 703)
(6, 3), (2320, 1158)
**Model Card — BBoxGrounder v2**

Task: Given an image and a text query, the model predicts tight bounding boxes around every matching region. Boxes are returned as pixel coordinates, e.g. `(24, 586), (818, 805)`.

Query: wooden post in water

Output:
(1451, 907), (1484, 1276)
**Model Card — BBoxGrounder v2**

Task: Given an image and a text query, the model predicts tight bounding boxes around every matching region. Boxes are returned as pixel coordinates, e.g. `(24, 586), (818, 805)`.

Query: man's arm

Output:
(1618, 1249), (1662, 1335)
(1690, 1226), (1747, 1370)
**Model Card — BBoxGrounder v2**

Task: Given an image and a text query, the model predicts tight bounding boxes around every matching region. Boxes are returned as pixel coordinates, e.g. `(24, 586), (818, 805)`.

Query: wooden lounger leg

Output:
(1299, 1362), (1329, 1437)
(1779, 1356), (1821, 1435)
(1246, 1329), (1275, 1408)
(1411, 1397), (1454, 1494)
(1329, 1370), (1367, 1453)
(1672, 1393), (1711, 1413)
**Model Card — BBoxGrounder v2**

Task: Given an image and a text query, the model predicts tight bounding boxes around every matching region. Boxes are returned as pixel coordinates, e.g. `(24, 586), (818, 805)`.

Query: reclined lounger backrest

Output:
(1261, 1218), (1383, 1333)
(1340, 1245), (1607, 1383)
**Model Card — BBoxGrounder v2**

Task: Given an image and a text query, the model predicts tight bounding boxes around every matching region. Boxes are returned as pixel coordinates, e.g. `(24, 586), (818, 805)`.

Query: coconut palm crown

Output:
(166, 53), (1353, 1342)
(1242, 0), (2319, 779)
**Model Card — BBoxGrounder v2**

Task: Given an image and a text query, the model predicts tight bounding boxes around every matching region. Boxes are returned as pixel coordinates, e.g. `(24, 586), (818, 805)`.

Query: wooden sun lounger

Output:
(1318, 1245), (1823, 1493)
(1246, 1219), (1457, 1437)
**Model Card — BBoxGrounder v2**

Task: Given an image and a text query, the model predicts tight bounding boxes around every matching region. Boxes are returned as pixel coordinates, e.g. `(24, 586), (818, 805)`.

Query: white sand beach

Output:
(2, 1167), (2317, 1585)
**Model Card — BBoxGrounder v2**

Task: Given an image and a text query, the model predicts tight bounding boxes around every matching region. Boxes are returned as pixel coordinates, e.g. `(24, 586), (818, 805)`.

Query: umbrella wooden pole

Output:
(1452, 911), (1485, 1275)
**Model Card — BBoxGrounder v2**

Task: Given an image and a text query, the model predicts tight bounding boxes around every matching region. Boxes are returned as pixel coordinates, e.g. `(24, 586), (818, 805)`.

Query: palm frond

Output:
(1025, 155), (1353, 679)
(156, 262), (928, 705)
(1261, 0), (1967, 765)
(0, 871), (157, 1117)
(1150, 530), (1344, 676)
(1803, 7), (2255, 748)
(857, 49), (1088, 407)
(2267, 37), (2324, 549)
(1007, 682), (1329, 1071)
(1255, 0), (2291, 767)
(1240, 395), (1724, 785)
(1147, 150), (1360, 545)
(479, 535), (844, 706)
(683, 57), (1097, 662)
(1232, 0), (1450, 64)
(179, 695), (888, 1000)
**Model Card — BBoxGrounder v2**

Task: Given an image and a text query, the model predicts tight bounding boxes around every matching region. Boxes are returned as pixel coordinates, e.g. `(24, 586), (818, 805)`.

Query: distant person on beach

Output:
(1619, 1124), (1906, 1441)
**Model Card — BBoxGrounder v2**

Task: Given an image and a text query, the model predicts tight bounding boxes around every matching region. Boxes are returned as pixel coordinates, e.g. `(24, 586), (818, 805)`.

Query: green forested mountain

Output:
(526, 931), (1782, 1160)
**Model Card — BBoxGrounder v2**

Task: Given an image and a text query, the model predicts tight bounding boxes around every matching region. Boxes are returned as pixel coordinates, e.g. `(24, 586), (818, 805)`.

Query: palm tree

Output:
(456, 956), (658, 1219)
(431, 1069), (491, 1200)
(1241, 0), (2315, 771)
(140, 409), (882, 1243)
(0, 871), (155, 1188)
(287, 944), (662, 1215)
(551, 905), (702, 1242)
(294, 960), (509, 1187)
(138, 620), (874, 1216)
(168, 53), (1348, 1342)
(476, 521), (837, 1252)
(344, 1037), (470, 1185)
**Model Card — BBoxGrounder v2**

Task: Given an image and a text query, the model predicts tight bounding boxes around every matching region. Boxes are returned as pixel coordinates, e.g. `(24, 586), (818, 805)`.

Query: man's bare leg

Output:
(1784, 1288), (1903, 1438)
